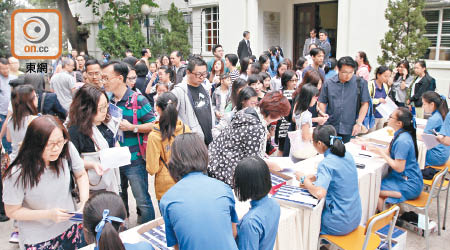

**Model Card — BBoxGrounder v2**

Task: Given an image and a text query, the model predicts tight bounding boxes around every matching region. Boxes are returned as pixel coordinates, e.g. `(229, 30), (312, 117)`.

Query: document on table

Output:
(376, 97), (398, 119)
(421, 133), (440, 150)
(99, 147), (131, 170)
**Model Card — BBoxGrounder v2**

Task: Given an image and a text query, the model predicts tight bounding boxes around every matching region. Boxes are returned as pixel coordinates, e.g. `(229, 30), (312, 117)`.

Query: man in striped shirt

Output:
(102, 61), (156, 223)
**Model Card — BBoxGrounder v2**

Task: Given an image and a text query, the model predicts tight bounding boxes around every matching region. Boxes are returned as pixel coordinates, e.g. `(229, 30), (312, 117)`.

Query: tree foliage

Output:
(97, 14), (147, 58)
(378, 0), (430, 67)
(0, 0), (15, 58)
(150, 3), (191, 59)
(83, 0), (157, 58)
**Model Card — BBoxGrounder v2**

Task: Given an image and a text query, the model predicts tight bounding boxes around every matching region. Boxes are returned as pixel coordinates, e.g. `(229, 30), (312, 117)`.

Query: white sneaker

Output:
(9, 232), (19, 244)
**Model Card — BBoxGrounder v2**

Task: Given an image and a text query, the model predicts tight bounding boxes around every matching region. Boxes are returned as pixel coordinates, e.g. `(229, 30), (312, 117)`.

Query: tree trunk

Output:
(56, 0), (89, 54)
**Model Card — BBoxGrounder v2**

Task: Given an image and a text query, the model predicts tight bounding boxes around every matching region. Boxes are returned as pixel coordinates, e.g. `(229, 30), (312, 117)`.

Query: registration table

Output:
(82, 127), (409, 250)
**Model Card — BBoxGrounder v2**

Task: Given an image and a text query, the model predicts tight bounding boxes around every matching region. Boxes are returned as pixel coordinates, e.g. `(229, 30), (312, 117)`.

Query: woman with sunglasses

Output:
(3, 115), (89, 249)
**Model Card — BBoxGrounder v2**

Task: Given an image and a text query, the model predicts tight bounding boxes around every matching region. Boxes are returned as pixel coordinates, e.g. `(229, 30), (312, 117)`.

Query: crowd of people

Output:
(0, 27), (448, 250)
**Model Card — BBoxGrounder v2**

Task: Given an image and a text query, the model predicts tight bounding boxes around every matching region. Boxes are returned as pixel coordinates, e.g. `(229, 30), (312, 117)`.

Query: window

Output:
(423, 8), (450, 61)
(203, 7), (219, 53)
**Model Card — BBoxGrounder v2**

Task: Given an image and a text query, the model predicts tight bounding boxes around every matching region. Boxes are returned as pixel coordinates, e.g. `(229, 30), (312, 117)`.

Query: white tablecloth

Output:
(260, 141), (386, 250)
(362, 126), (427, 169)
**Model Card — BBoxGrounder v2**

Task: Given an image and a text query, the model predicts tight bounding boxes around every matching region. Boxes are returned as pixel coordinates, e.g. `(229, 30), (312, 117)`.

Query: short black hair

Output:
(281, 70), (296, 89)
(85, 59), (101, 70)
(337, 56), (357, 70)
(234, 156), (271, 201)
(171, 50), (183, 59)
(168, 133), (208, 182)
(243, 31), (250, 37)
(141, 48), (149, 56)
(212, 44), (223, 53)
(101, 60), (129, 83)
(122, 56), (138, 66)
(310, 28), (317, 33)
(247, 74), (262, 86)
(310, 48), (325, 57)
(319, 29), (328, 36)
(134, 62), (148, 77)
(225, 54), (238, 66)
(187, 57), (207, 72)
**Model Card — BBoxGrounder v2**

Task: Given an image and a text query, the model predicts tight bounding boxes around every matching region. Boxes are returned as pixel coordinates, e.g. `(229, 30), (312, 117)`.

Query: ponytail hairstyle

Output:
(422, 91), (448, 120)
(389, 107), (418, 159)
(269, 46), (280, 63)
(358, 51), (371, 72)
(159, 65), (175, 84)
(83, 191), (127, 250)
(294, 83), (319, 116)
(156, 92), (179, 142)
(312, 125), (346, 157)
(375, 65), (390, 80)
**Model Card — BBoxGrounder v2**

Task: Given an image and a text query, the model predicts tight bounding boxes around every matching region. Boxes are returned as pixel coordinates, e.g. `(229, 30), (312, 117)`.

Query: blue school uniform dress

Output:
(123, 242), (154, 250)
(441, 112), (450, 138)
(381, 130), (423, 203)
(160, 172), (239, 250)
(315, 149), (362, 235)
(237, 195), (280, 250)
(424, 110), (450, 166)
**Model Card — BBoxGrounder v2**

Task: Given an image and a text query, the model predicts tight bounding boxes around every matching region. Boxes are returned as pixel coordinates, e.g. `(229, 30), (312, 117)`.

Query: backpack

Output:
(356, 77), (375, 130)
(130, 92), (149, 159)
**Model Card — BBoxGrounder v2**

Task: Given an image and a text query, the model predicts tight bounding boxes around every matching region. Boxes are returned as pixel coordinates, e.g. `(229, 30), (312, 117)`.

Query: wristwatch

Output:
(133, 126), (138, 133)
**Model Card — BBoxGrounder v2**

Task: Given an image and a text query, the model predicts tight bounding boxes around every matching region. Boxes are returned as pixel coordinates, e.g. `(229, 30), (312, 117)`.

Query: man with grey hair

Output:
(50, 58), (75, 111)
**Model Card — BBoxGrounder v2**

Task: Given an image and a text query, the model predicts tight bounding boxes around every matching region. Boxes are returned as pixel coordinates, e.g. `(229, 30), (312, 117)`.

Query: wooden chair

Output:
(317, 205), (400, 250)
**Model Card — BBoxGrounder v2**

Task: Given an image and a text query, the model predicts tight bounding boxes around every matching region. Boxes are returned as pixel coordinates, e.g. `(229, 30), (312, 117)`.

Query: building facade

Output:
(70, 0), (450, 95)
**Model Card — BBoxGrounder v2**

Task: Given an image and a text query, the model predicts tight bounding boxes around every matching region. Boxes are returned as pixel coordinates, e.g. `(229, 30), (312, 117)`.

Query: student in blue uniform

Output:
(83, 191), (154, 250)
(421, 91), (449, 166)
(295, 125), (361, 235)
(370, 107), (423, 211)
(233, 156), (280, 250)
(160, 133), (239, 250)
(437, 111), (450, 146)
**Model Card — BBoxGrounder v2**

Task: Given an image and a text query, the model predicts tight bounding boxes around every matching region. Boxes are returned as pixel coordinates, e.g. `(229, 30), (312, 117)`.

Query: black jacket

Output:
(409, 73), (435, 107)
(237, 39), (252, 61)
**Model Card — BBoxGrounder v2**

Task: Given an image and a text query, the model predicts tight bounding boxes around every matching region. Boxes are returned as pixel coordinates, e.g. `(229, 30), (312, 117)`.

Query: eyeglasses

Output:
(46, 139), (68, 150)
(192, 71), (208, 78)
(101, 74), (121, 82)
(127, 76), (137, 82)
(290, 78), (298, 82)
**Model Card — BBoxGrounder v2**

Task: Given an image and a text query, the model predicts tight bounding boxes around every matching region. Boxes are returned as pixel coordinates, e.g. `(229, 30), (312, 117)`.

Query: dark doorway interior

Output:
(293, 1), (338, 63)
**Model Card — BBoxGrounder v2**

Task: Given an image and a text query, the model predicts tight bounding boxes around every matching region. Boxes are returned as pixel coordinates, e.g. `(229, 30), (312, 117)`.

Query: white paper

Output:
(376, 96), (398, 119)
(99, 147), (131, 170)
(421, 133), (440, 150)
(290, 192), (319, 206)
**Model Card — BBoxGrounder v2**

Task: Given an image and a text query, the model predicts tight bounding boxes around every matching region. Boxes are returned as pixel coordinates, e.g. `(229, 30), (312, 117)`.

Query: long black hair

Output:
(156, 92), (179, 141)
(11, 84), (38, 130)
(236, 87), (257, 111)
(422, 91), (448, 120)
(231, 78), (248, 108)
(294, 83), (319, 116)
(83, 191), (127, 250)
(390, 107), (418, 159)
(394, 60), (410, 82)
(240, 57), (250, 75)
(312, 125), (346, 157)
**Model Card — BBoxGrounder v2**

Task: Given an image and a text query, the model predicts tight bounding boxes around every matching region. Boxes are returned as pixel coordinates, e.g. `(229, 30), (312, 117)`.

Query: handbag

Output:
(288, 130), (317, 160)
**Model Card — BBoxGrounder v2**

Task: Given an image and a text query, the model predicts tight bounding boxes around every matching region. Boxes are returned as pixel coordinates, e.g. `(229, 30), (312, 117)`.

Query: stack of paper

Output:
(141, 225), (173, 250)
(376, 97), (398, 119)
(272, 185), (319, 209)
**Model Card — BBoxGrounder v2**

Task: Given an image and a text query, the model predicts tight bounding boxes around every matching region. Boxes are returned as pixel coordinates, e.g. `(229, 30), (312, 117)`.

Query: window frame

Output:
(423, 7), (450, 61)
(202, 6), (219, 53)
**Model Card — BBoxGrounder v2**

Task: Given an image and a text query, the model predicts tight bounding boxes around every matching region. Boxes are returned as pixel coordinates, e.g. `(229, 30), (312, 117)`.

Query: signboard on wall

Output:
(263, 11), (280, 51)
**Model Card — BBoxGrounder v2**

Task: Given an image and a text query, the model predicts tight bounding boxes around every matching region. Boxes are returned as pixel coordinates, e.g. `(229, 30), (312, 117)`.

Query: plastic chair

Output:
(403, 167), (448, 250)
(428, 159), (450, 231)
(317, 205), (400, 250)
